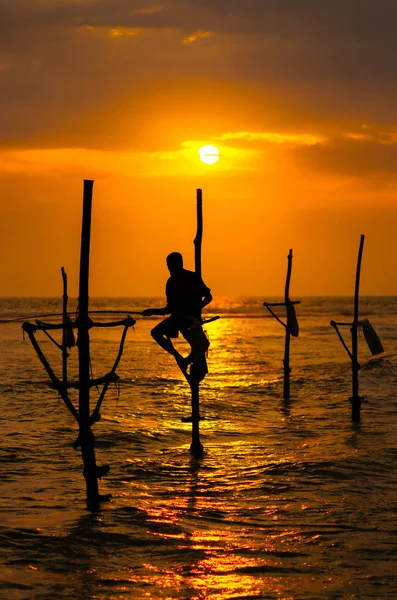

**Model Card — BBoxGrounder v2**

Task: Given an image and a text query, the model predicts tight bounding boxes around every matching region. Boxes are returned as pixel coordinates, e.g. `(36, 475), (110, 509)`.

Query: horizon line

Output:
(1, 294), (397, 299)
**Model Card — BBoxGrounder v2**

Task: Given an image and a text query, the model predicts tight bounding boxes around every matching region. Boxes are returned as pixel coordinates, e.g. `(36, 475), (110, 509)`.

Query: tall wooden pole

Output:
(283, 250), (293, 400)
(190, 188), (204, 456)
(78, 179), (100, 505)
(61, 267), (68, 389)
(194, 189), (203, 278)
(351, 234), (365, 422)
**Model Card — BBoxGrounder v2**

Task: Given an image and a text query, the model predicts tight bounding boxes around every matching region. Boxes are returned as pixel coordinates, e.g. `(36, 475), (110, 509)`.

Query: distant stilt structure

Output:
(23, 180), (136, 508)
(330, 234), (384, 422)
(263, 249), (300, 400)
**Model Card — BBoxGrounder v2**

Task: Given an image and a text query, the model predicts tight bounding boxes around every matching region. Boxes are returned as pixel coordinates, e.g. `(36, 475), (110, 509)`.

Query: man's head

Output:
(166, 252), (183, 274)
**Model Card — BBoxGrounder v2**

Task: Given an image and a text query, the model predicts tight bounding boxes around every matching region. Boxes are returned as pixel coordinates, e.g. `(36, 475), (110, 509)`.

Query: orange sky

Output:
(1, 1), (397, 297)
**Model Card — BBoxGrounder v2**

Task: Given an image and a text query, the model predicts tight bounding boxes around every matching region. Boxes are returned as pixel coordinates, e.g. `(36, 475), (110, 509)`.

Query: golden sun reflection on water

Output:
(116, 452), (318, 599)
(85, 314), (367, 598)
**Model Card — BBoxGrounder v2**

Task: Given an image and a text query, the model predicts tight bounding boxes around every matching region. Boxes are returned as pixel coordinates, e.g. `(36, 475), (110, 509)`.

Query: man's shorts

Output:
(152, 315), (191, 339)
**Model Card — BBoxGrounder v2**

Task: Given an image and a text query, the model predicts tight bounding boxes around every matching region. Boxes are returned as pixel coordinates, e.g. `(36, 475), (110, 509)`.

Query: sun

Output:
(198, 145), (220, 165)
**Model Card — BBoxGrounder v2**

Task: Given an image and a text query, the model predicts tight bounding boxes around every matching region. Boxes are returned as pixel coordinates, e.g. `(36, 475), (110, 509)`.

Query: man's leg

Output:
(151, 318), (189, 373)
(179, 327), (194, 364)
(181, 319), (209, 382)
(151, 321), (177, 355)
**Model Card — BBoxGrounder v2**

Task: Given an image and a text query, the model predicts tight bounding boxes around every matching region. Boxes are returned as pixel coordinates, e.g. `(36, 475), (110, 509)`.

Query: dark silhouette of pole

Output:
(351, 234), (365, 422)
(190, 188), (204, 457)
(77, 179), (100, 506)
(21, 179), (135, 505)
(330, 234), (384, 422)
(61, 267), (68, 388)
(283, 250), (293, 400)
(263, 250), (300, 400)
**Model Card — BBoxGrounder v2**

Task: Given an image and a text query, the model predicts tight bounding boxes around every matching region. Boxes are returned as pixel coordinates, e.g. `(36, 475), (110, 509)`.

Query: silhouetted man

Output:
(142, 252), (212, 380)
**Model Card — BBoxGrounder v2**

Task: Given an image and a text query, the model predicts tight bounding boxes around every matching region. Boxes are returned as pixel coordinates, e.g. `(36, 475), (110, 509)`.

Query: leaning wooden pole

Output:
(351, 234), (365, 422)
(77, 179), (100, 506)
(190, 188), (204, 456)
(283, 250), (293, 400)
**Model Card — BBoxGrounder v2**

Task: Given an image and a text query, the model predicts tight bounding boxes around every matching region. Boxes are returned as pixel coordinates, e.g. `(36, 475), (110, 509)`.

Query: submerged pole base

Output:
(86, 493), (112, 511)
(190, 439), (204, 457)
(189, 380), (204, 456)
(350, 396), (363, 422)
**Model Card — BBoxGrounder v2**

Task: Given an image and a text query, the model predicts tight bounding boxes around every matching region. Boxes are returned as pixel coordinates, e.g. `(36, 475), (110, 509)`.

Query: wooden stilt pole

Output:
(190, 188), (204, 457)
(77, 180), (100, 506)
(21, 180), (136, 505)
(283, 250), (293, 400)
(61, 267), (68, 388)
(263, 250), (299, 399)
(351, 234), (365, 422)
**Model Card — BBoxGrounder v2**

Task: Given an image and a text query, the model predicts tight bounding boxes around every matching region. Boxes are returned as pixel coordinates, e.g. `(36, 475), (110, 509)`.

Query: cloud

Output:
(293, 126), (397, 178)
(130, 5), (164, 16)
(108, 27), (141, 37)
(1, 0), (397, 152)
(183, 30), (213, 44)
(213, 131), (325, 147)
(344, 124), (397, 145)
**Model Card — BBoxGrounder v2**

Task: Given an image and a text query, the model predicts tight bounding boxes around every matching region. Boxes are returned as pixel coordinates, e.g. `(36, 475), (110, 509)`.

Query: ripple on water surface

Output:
(1, 299), (397, 598)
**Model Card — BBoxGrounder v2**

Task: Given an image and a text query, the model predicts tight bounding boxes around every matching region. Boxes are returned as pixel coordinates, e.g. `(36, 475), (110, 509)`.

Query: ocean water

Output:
(0, 296), (397, 600)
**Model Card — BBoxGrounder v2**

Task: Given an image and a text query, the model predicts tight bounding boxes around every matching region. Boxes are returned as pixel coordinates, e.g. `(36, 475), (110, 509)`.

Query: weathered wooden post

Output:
(77, 180), (101, 506)
(263, 249), (300, 399)
(190, 188), (204, 457)
(22, 179), (136, 506)
(330, 234), (383, 422)
(283, 250), (293, 400)
(351, 234), (364, 421)
(61, 267), (68, 388)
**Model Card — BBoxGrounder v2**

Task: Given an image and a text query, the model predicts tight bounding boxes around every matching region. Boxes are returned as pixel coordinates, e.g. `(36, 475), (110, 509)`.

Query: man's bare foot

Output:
(189, 355), (208, 382)
(174, 353), (190, 374)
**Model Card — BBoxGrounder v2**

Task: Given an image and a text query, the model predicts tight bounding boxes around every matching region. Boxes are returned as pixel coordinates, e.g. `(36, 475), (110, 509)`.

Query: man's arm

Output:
(142, 278), (173, 317)
(142, 306), (170, 317)
(201, 286), (212, 309)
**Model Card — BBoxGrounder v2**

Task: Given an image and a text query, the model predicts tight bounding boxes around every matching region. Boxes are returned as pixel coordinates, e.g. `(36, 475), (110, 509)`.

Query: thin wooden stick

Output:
(61, 268), (68, 389)
(263, 301), (301, 308)
(194, 189), (203, 280)
(263, 250), (299, 400)
(65, 372), (120, 390)
(91, 322), (133, 422)
(283, 250), (293, 400)
(264, 305), (286, 328)
(90, 317), (135, 328)
(330, 321), (353, 361)
(22, 324), (79, 422)
(351, 234), (365, 422)
(1, 310), (142, 324)
(30, 316), (134, 331)
(31, 321), (76, 331)
(39, 326), (64, 350)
